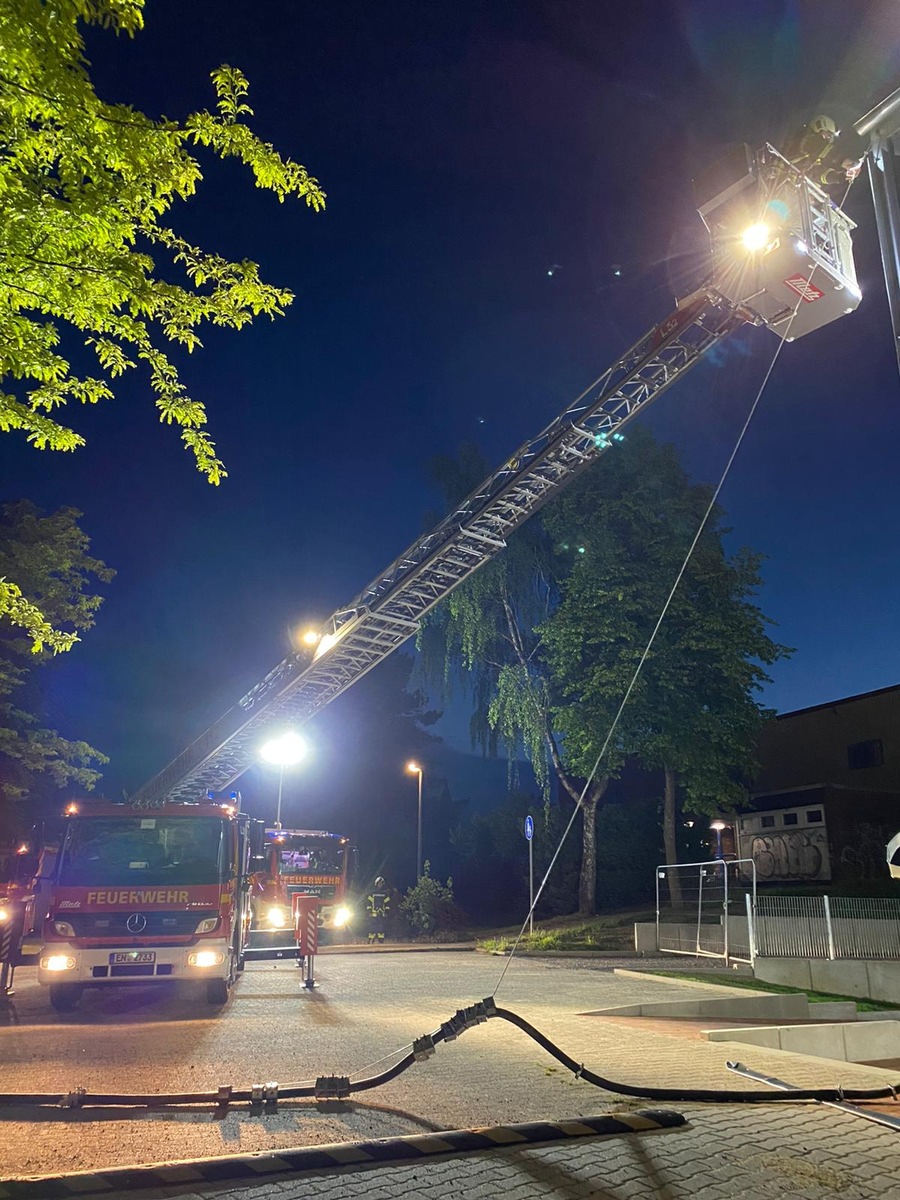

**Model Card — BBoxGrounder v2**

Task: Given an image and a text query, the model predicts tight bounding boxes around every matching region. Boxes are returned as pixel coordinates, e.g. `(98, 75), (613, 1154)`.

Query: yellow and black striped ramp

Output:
(0, 1109), (686, 1199)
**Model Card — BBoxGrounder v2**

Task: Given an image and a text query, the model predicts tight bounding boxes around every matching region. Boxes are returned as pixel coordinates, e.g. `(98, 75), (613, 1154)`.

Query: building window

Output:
(806, 810), (823, 824)
(847, 739), (884, 770)
(760, 815), (776, 828)
(782, 812), (798, 826)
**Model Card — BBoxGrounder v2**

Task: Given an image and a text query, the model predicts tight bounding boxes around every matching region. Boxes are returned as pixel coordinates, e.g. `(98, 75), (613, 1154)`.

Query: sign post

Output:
(524, 815), (534, 935)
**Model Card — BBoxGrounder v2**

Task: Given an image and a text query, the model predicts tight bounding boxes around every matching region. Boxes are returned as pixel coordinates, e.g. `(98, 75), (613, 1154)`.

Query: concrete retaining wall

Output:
(635, 918), (750, 955)
(586, 991), (810, 1020)
(707, 1019), (900, 1063)
(754, 957), (900, 1004)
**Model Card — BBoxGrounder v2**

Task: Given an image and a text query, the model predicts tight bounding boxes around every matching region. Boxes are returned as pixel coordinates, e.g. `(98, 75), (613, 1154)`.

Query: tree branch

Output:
(499, 588), (582, 802)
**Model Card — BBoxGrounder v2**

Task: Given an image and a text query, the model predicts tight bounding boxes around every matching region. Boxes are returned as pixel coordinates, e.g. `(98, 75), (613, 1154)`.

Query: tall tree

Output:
(0, 0), (325, 647)
(419, 445), (610, 916)
(422, 429), (788, 915)
(540, 427), (789, 905)
(0, 501), (114, 825)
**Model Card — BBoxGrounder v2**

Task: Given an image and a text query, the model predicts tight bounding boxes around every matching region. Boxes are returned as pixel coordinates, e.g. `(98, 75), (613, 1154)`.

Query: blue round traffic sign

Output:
(524, 815), (534, 841)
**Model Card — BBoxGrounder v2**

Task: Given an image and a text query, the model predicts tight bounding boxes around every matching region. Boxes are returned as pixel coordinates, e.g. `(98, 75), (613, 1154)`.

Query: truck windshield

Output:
(57, 817), (227, 887)
(276, 843), (342, 876)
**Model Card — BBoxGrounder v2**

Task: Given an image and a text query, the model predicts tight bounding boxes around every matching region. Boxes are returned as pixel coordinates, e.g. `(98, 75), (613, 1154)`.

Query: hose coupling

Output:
(413, 1034), (436, 1061)
(440, 1011), (467, 1042)
(250, 1081), (279, 1107)
(315, 1075), (351, 1101)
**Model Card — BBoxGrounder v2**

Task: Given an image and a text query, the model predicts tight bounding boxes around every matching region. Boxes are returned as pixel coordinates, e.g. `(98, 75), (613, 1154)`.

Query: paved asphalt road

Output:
(2, 950), (900, 1197)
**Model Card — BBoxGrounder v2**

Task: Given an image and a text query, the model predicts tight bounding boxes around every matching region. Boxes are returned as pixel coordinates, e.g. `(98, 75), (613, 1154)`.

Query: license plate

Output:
(109, 951), (156, 965)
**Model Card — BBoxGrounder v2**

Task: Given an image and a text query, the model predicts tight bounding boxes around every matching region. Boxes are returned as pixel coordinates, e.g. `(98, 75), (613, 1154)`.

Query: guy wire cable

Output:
(491, 164), (862, 998)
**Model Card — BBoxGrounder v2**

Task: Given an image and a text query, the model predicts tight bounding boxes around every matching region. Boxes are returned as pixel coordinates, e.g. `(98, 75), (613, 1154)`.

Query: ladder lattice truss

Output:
(132, 290), (741, 806)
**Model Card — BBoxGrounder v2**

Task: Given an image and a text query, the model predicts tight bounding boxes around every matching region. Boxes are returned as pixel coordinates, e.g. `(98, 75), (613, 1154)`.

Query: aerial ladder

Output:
(131, 144), (862, 808)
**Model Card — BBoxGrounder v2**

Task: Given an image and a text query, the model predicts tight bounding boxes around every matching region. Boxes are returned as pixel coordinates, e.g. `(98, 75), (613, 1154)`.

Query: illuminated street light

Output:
(406, 760), (424, 880)
(741, 221), (771, 252)
(261, 731), (309, 830)
(710, 819), (727, 859)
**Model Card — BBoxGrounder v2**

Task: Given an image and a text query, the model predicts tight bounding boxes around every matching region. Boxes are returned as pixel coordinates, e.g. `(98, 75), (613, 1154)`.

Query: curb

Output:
(0, 1110), (687, 1198)
(320, 943), (476, 954)
(480, 949), (640, 959)
(612, 968), (764, 993)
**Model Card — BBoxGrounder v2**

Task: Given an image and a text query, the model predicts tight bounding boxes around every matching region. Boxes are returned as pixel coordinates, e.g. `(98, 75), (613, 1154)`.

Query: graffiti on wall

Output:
(745, 827), (831, 882)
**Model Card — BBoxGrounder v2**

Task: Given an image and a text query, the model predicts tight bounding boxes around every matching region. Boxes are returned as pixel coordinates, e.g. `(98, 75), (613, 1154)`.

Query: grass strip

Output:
(638, 969), (900, 1012)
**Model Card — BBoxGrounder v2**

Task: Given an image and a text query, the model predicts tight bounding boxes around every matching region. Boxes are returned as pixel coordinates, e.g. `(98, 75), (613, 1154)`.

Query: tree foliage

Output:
(0, 501), (113, 812)
(419, 445), (560, 790)
(0, 0), (324, 646)
(421, 428), (789, 915)
(540, 428), (789, 881)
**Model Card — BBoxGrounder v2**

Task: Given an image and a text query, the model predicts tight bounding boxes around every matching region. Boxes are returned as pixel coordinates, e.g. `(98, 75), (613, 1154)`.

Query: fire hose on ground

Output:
(0, 998), (898, 1111)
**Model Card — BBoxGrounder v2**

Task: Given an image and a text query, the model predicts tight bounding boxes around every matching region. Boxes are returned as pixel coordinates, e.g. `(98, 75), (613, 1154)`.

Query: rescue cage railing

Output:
(753, 143), (859, 289)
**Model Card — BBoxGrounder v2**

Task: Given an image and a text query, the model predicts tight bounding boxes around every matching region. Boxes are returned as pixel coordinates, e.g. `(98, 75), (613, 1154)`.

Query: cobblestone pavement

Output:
(133, 1100), (900, 1200)
(3, 952), (900, 1196)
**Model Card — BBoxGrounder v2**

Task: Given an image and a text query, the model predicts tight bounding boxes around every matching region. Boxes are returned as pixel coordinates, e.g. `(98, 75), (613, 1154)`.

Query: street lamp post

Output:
(261, 731), (309, 829)
(406, 761), (424, 880)
(710, 819), (726, 860)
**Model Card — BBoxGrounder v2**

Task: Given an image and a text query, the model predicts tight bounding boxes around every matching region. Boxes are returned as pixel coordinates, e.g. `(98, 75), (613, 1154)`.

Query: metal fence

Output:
(754, 894), (900, 961)
(655, 859), (757, 964)
(654, 876), (900, 963)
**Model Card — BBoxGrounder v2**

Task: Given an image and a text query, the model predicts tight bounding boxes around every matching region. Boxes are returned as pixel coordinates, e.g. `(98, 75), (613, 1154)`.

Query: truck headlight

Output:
(333, 906), (352, 928)
(0, 907), (8, 923)
(52, 920), (76, 937)
(194, 916), (219, 934)
(267, 906), (287, 928)
(41, 955), (76, 972)
(188, 950), (225, 968)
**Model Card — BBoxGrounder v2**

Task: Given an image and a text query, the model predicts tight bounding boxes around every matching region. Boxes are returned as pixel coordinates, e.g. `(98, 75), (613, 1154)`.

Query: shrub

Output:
(400, 862), (463, 935)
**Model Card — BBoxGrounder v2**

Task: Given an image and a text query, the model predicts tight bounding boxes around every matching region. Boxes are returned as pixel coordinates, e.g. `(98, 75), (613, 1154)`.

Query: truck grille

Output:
(64, 911), (216, 938)
(286, 885), (336, 900)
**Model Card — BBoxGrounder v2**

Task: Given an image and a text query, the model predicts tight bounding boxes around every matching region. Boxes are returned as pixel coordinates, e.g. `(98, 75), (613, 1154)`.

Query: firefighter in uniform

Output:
(366, 877), (389, 944)
(784, 114), (862, 193)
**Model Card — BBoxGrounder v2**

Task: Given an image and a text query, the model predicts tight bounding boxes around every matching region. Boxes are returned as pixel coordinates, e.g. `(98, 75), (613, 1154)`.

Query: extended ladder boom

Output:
(132, 287), (740, 806)
(134, 141), (865, 807)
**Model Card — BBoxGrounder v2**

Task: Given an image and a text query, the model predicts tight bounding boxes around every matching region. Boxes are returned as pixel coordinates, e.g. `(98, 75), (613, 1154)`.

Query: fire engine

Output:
(250, 828), (354, 949)
(34, 802), (253, 1012)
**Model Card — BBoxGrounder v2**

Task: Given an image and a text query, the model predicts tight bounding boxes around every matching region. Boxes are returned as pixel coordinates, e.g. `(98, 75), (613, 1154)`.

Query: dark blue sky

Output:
(3, 0), (900, 808)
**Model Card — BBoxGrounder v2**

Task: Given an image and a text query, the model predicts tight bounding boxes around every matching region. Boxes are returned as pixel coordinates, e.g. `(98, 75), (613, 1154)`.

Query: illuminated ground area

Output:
(1, 952), (898, 1196)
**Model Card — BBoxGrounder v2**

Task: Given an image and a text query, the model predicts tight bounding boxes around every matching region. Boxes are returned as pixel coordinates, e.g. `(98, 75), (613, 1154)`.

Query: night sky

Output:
(2, 0), (900, 819)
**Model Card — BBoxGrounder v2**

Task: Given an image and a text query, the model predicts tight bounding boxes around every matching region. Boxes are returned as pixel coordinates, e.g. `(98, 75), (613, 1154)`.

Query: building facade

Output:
(736, 685), (900, 888)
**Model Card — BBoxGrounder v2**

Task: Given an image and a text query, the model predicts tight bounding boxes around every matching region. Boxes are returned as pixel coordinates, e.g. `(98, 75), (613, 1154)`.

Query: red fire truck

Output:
(250, 828), (354, 947)
(35, 802), (253, 1012)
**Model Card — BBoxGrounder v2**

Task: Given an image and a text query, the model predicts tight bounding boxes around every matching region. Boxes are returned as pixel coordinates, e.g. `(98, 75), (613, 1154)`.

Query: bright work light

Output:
(741, 222), (771, 252)
(260, 731), (308, 767)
